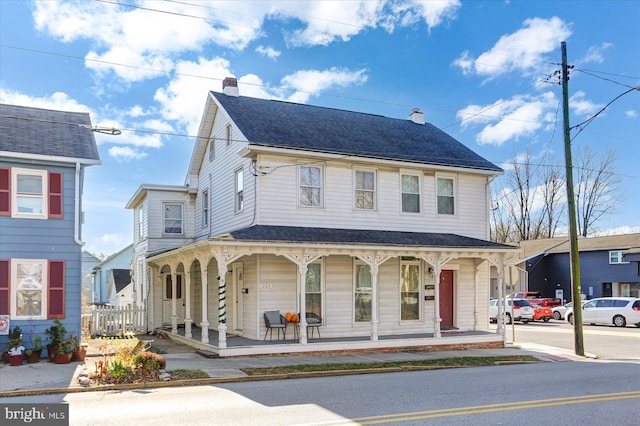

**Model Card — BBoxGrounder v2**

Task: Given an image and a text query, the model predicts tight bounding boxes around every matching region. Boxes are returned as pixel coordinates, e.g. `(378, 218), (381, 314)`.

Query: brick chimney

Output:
(222, 77), (239, 97)
(409, 108), (425, 125)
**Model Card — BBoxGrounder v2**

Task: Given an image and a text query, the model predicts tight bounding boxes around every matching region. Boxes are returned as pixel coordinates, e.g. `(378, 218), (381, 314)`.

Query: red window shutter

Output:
(0, 260), (9, 315)
(48, 172), (63, 218)
(48, 260), (65, 319)
(0, 168), (10, 216)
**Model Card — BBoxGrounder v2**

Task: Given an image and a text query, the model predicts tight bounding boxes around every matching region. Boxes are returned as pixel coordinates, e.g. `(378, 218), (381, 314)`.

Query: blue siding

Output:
(528, 250), (640, 300)
(0, 161), (83, 352)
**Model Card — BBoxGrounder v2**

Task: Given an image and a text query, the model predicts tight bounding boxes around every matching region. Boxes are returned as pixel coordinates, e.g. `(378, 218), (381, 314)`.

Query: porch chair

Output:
(304, 312), (322, 339)
(263, 310), (288, 341)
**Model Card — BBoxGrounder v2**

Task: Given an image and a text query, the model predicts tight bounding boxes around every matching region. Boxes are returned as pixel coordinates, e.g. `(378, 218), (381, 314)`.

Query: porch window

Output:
(400, 262), (420, 320)
(235, 168), (244, 212)
(437, 177), (455, 215)
(299, 165), (323, 207)
(163, 203), (183, 234)
(354, 170), (375, 210)
(305, 263), (322, 317)
(354, 263), (372, 322)
(165, 275), (182, 299)
(401, 174), (420, 213)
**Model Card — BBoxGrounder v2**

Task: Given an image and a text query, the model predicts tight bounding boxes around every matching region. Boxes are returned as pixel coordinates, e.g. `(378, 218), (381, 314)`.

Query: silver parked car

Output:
(489, 298), (534, 324)
(566, 297), (640, 327)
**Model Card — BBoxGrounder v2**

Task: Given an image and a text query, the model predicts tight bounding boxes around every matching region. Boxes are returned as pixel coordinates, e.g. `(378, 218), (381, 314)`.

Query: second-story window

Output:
(235, 169), (244, 212)
(137, 207), (145, 239)
(163, 203), (183, 234)
(437, 177), (455, 215)
(401, 174), (420, 213)
(355, 170), (375, 210)
(208, 139), (215, 162)
(226, 124), (232, 147)
(299, 165), (322, 207)
(609, 251), (627, 264)
(202, 190), (209, 227)
(14, 169), (47, 218)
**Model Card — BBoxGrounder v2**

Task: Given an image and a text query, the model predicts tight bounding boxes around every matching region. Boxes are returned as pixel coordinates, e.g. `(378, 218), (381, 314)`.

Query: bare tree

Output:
(573, 146), (621, 236)
(539, 165), (565, 238)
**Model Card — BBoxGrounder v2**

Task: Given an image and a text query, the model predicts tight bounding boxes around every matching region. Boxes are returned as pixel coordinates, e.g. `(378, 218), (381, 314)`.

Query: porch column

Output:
(170, 271), (178, 334)
(217, 261), (229, 349)
(298, 263), (309, 344)
(496, 259), (505, 336)
(184, 267), (193, 339)
(370, 262), (380, 341)
(433, 264), (442, 338)
(200, 267), (209, 344)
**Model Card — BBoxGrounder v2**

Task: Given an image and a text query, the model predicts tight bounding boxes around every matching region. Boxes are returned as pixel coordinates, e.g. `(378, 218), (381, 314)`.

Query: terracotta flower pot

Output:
(26, 350), (42, 363)
(1, 352), (9, 364)
(72, 348), (86, 362)
(8, 354), (24, 366)
(54, 353), (72, 364)
(46, 345), (58, 362)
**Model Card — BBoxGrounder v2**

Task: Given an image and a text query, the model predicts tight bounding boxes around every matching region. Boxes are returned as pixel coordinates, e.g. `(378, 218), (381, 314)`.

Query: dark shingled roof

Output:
(0, 104), (100, 161)
(228, 225), (514, 249)
(213, 92), (500, 172)
(112, 269), (131, 293)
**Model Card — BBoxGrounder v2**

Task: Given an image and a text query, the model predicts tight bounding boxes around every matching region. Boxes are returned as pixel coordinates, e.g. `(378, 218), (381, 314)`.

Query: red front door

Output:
(439, 270), (454, 327)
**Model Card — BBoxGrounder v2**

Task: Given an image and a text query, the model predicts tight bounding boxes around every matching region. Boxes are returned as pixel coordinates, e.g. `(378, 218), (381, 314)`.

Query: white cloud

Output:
(108, 146), (149, 161)
(569, 90), (602, 117)
(457, 92), (558, 146)
(255, 45), (281, 60)
(624, 110), (637, 118)
(452, 17), (571, 78)
(0, 88), (91, 114)
(581, 43), (613, 64)
(279, 68), (368, 103)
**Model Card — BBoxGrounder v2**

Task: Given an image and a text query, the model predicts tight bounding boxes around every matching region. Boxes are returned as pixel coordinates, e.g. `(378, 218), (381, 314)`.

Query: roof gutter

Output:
(0, 150), (101, 166)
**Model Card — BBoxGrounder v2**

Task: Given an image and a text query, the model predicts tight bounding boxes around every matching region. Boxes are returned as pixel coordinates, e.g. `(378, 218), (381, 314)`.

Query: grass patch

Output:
(169, 369), (210, 380)
(240, 355), (540, 375)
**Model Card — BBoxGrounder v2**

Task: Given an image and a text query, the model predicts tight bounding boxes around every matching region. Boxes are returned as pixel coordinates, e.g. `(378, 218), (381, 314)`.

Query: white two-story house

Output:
(126, 78), (518, 356)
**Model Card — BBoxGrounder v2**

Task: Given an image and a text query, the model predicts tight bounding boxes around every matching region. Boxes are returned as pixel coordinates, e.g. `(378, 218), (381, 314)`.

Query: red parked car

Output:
(531, 303), (554, 322)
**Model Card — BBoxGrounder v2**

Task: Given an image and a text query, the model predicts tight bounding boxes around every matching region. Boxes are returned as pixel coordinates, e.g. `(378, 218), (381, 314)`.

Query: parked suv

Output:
(566, 297), (640, 327)
(489, 298), (534, 324)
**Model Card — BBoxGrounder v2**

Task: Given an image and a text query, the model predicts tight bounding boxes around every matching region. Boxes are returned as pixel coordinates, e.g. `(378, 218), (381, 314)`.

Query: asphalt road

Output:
(7, 360), (639, 425)
(501, 319), (640, 360)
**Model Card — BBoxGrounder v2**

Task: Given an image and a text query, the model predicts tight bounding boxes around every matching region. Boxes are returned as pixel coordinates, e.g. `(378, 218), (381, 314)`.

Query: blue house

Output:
(90, 244), (133, 305)
(517, 233), (640, 302)
(0, 104), (100, 354)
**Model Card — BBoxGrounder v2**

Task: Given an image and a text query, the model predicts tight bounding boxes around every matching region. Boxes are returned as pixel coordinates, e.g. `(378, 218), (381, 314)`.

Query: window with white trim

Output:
(400, 259), (421, 321)
(163, 203), (183, 234)
(305, 262), (323, 318)
(11, 259), (47, 319)
(235, 169), (244, 212)
(226, 124), (232, 147)
(202, 189), (209, 227)
(355, 170), (375, 210)
(401, 174), (420, 213)
(13, 168), (48, 219)
(437, 177), (455, 215)
(208, 139), (215, 161)
(299, 165), (323, 207)
(137, 207), (145, 240)
(609, 251), (628, 264)
(354, 262), (372, 322)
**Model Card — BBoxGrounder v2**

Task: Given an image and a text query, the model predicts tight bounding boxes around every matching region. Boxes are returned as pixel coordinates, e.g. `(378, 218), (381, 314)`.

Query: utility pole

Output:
(561, 41), (584, 356)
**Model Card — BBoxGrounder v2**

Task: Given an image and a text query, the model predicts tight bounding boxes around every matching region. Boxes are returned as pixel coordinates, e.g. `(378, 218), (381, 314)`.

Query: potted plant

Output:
(54, 336), (73, 364)
(68, 332), (87, 361)
(5, 326), (25, 366)
(25, 335), (43, 363)
(45, 319), (66, 362)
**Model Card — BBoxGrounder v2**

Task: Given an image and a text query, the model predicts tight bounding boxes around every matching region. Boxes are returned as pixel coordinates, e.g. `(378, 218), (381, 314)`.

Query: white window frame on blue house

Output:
(12, 168), (48, 219)
(609, 250), (628, 264)
(11, 258), (48, 320)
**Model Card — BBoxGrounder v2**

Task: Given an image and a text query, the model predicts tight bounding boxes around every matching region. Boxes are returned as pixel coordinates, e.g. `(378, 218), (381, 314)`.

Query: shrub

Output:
(133, 351), (166, 372)
(107, 359), (129, 383)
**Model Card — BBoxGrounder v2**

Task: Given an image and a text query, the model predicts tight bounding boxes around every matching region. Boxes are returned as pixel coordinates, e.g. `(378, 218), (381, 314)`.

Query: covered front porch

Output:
(145, 225), (517, 357)
(162, 324), (504, 357)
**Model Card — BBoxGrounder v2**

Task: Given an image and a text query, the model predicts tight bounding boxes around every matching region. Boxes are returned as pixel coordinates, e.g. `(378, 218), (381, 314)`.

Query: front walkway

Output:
(163, 325), (503, 357)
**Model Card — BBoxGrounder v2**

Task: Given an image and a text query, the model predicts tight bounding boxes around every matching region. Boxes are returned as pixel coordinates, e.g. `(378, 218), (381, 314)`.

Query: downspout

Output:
(74, 162), (84, 246)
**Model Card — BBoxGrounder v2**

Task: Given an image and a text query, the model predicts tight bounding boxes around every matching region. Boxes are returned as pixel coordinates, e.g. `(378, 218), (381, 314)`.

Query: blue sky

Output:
(1, 0), (638, 256)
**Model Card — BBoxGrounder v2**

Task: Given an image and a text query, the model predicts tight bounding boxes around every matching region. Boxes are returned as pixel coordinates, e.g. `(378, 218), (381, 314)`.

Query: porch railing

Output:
(83, 304), (147, 337)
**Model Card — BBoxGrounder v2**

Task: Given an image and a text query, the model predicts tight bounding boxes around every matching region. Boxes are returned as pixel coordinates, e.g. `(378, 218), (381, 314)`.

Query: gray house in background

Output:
(516, 234), (640, 302)
(90, 244), (133, 305)
(81, 251), (102, 304)
(0, 104), (100, 352)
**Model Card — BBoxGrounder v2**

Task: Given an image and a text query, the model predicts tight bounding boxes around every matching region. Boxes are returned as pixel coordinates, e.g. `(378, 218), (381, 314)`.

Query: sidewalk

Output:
(0, 336), (587, 398)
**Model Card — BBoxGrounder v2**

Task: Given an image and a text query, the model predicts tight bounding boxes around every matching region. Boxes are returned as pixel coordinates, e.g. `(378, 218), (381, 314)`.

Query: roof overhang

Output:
(125, 183), (189, 209)
(0, 150), (101, 166)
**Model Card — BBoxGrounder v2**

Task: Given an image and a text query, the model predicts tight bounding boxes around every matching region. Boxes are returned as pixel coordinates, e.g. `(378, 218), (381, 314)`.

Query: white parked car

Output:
(489, 298), (534, 324)
(552, 301), (585, 320)
(566, 297), (640, 327)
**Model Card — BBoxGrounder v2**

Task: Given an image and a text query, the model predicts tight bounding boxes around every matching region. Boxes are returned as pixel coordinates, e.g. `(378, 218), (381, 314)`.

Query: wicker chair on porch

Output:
(263, 310), (288, 341)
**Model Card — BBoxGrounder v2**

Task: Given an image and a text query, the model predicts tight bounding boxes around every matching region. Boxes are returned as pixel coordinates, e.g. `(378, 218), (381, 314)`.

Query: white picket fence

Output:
(83, 304), (147, 337)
